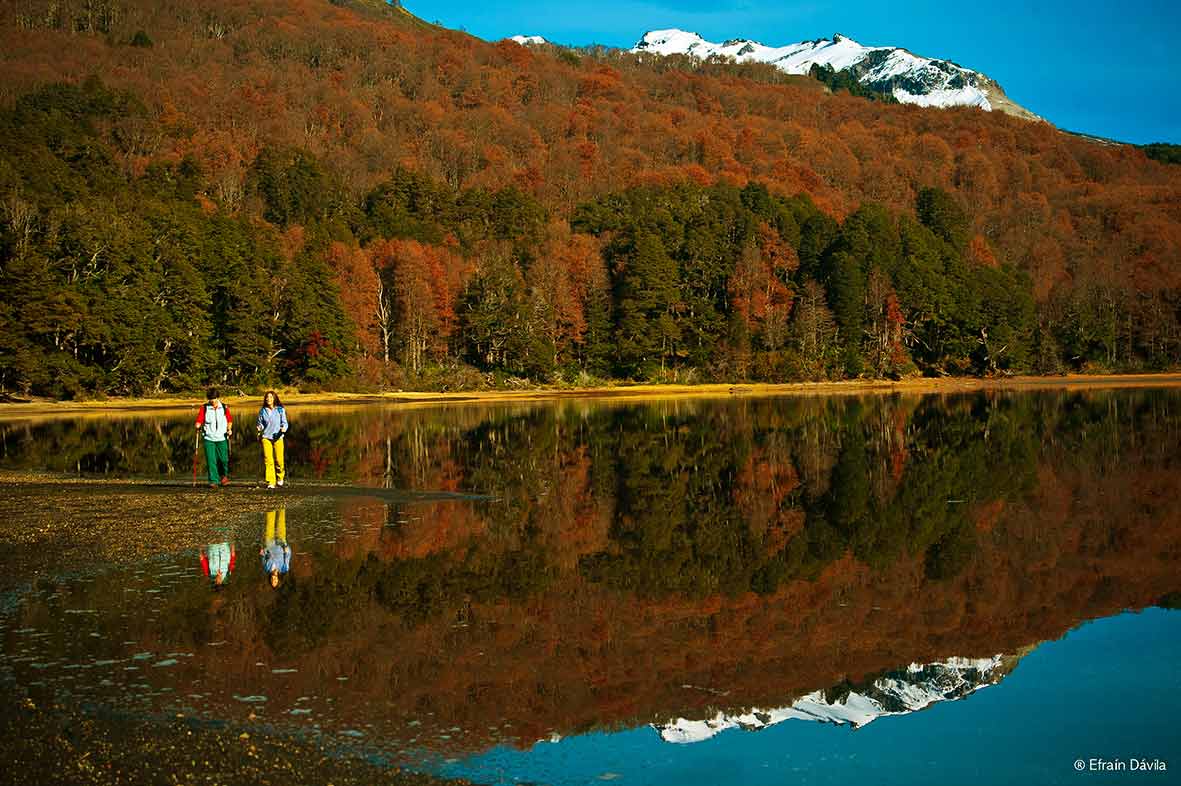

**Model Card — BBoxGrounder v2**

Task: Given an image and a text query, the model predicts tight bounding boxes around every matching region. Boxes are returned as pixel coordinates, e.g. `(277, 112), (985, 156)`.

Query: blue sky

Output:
(402, 0), (1181, 144)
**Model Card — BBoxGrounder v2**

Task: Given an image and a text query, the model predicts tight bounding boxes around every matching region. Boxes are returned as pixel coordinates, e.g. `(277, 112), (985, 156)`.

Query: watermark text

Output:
(1074, 758), (1168, 773)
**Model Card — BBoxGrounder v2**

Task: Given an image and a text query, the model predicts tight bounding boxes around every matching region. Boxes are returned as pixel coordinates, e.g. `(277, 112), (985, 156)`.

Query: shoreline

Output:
(1, 372), (1180, 420)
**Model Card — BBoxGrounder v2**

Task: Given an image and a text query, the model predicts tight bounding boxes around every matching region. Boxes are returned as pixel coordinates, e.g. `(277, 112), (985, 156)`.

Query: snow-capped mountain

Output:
(655, 654), (1019, 744)
(509, 34), (547, 46)
(630, 29), (1039, 120)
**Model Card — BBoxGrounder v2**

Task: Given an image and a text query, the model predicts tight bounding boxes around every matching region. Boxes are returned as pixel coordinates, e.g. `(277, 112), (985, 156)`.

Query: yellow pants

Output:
(265, 508), (287, 543)
(262, 438), (285, 486)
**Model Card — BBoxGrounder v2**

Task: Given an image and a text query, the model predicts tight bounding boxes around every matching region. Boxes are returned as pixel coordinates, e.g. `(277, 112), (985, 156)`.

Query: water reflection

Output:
(0, 390), (1179, 780)
(261, 509), (292, 589)
(655, 654), (1021, 742)
(200, 541), (236, 590)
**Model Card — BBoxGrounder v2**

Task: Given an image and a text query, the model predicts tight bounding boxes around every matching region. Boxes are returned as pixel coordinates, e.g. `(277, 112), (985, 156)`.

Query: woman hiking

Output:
(256, 390), (288, 490)
(195, 387), (233, 487)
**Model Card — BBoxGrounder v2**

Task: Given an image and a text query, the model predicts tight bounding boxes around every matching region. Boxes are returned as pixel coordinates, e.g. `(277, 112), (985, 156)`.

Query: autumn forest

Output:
(1, 0), (1179, 397)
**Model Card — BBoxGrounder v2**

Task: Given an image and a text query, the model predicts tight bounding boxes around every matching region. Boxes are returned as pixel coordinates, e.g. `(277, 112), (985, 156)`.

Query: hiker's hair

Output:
(206, 387), (219, 401)
(264, 390), (283, 408)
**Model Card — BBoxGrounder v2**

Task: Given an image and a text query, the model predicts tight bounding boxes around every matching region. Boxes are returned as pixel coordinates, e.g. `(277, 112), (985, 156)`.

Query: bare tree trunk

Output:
(376, 276), (392, 363)
(153, 338), (173, 394)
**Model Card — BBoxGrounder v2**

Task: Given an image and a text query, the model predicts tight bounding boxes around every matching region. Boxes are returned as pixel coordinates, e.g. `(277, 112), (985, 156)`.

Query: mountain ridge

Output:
(631, 28), (1040, 121)
(511, 28), (1040, 121)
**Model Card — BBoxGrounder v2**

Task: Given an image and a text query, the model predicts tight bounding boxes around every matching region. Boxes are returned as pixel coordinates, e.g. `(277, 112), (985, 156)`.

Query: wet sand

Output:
(0, 474), (471, 784)
(2, 373), (1180, 422)
(0, 473), (483, 588)
(0, 695), (466, 786)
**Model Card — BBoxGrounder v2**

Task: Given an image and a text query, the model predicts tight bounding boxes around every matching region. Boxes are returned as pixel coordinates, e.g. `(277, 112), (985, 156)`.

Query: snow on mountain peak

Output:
(503, 26), (1038, 120)
(636, 29), (711, 55)
(629, 28), (1039, 119)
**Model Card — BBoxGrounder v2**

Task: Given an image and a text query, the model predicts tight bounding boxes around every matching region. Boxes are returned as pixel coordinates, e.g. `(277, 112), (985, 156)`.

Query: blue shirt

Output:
(262, 542), (291, 574)
(256, 405), (288, 440)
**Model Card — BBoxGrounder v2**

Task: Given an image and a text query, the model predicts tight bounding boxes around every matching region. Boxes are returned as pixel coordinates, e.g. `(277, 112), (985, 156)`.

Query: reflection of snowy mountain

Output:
(656, 655), (1018, 744)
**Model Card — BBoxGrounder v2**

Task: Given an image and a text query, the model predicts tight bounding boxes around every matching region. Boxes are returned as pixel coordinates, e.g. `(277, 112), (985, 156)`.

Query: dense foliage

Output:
(1141, 143), (1181, 166)
(0, 82), (357, 395)
(0, 0), (1179, 395)
(809, 63), (899, 103)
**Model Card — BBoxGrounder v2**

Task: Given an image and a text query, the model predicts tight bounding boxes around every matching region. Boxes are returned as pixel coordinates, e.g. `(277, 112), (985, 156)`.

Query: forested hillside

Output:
(0, 0), (1178, 396)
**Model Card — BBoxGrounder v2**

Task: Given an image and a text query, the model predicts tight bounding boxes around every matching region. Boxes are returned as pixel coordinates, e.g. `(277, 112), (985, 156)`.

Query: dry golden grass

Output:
(2, 373), (1179, 422)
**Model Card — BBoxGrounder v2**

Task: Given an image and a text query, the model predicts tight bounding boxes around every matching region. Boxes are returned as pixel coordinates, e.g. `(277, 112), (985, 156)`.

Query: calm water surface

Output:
(0, 390), (1178, 785)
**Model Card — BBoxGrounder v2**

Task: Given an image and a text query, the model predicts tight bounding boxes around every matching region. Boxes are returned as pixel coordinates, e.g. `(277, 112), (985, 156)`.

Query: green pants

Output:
(203, 438), (229, 484)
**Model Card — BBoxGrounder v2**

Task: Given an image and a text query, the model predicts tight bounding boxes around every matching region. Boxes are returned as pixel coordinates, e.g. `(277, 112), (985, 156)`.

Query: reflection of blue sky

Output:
(435, 608), (1181, 786)
(402, 0), (1181, 144)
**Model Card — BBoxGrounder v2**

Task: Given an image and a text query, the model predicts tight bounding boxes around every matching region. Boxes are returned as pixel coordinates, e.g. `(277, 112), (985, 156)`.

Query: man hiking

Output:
(196, 387), (234, 487)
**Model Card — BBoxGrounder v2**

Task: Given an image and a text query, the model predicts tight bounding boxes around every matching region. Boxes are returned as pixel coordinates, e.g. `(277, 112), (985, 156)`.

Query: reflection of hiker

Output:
(201, 542), (236, 589)
(196, 387), (233, 487)
(255, 391), (288, 490)
(260, 508), (291, 589)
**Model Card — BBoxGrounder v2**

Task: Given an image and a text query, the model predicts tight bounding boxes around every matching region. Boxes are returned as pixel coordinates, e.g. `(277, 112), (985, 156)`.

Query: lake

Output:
(0, 389), (1178, 785)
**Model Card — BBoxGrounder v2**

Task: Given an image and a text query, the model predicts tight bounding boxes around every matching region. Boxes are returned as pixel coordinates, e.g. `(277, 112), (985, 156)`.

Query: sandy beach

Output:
(1, 373), (1180, 421)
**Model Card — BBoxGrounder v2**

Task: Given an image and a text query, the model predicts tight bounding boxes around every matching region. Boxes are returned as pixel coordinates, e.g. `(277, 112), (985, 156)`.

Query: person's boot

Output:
(220, 476), (231, 486)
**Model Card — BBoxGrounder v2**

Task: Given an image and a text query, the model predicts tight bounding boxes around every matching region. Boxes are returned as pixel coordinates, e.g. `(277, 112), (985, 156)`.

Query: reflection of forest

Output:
(3, 391), (1180, 757)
